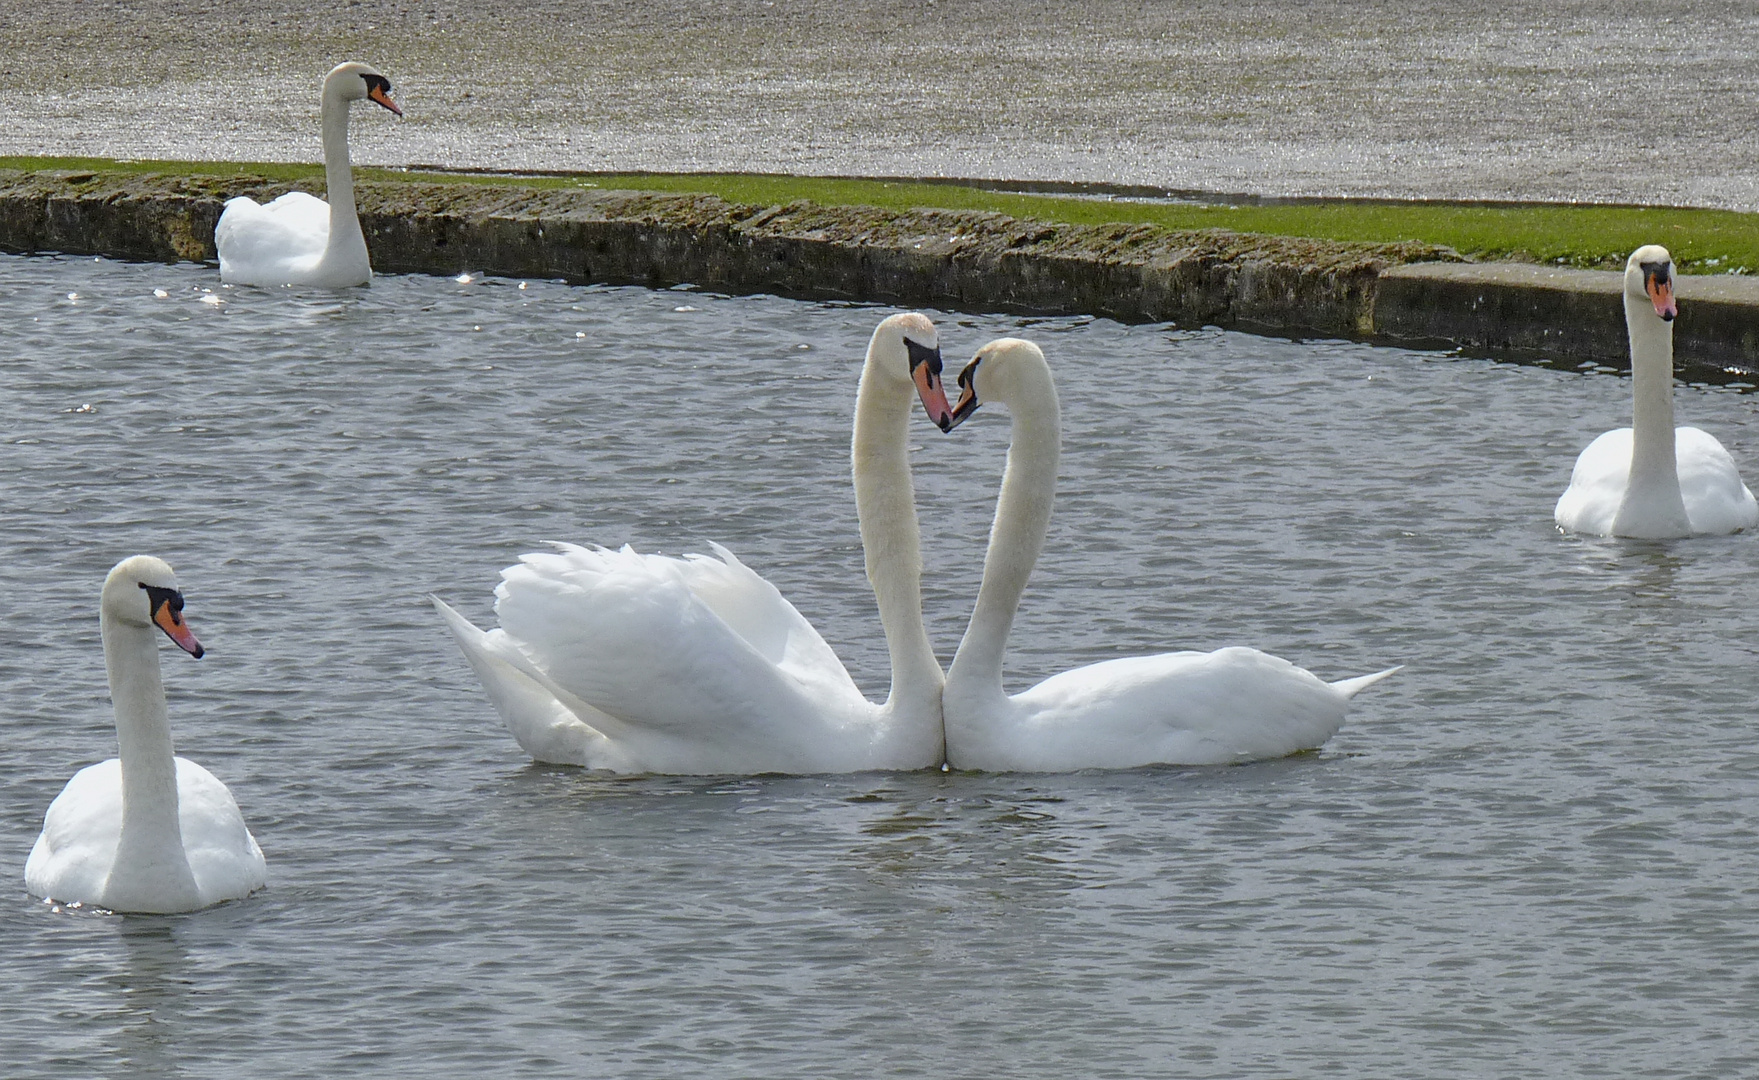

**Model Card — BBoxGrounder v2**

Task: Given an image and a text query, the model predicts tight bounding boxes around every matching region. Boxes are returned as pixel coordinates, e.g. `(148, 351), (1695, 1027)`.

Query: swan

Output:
(215, 61), (402, 288)
(433, 312), (959, 774)
(937, 337), (1398, 772)
(26, 557), (266, 913)
(1554, 245), (1757, 538)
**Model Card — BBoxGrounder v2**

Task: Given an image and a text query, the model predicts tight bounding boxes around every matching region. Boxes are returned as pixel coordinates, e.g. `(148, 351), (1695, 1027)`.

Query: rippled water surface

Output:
(4, 253), (1759, 1078)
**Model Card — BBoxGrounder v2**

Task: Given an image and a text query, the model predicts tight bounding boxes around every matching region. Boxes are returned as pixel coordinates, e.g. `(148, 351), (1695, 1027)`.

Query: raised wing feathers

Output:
(491, 544), (865, 759)
(432, 596), (627, 768)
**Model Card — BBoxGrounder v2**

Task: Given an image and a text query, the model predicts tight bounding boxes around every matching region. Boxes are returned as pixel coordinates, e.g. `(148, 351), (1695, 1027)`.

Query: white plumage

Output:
(1556, 426), (1757, 537)
(435, 313), (959, 774)
(216, 61), (401, 288)
(939, 338), (1398, 773)
(26, 556), (265, 914)
(29, 757), (265, 911)
(437, 543), (898, 774)
(1556, 244), (1758, 538)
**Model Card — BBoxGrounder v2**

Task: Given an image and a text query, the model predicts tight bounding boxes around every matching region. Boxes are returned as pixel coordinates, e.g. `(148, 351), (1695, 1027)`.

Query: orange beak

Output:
(368, 84), (403, 117)
(1646, 272), (1677, 321)
(909, 347), (956, 431)
(947, 381), (978, 430)
(942, 355), (982, 432)
(153, 603), (204, 658)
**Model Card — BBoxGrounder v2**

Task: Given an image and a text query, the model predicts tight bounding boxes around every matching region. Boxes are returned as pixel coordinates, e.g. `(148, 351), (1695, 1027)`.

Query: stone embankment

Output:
(3, 168), (1756, 378)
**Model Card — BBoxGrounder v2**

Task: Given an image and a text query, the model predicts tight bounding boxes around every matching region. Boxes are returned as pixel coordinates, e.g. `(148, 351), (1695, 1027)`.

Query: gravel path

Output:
(3, 0), (1755, 209)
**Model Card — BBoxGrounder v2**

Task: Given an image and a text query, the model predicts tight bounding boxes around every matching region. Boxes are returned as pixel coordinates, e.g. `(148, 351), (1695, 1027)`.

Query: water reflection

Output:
(106, 919), (191, 1078)
(839, 778), (1091, 904)
(1561, 533), (1685, 603)
(1622, 545), (1683, 605)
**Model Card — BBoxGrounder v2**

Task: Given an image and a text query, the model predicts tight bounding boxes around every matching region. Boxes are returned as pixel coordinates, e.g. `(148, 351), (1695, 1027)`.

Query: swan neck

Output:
(949, 385), (1061, 695)
(320, 93), (361, 251)
(852, 365), (942, 721)
(1627, 296), (1678, 482)
(1616, 292), (1690, 534)
(102, 612), (192, 897)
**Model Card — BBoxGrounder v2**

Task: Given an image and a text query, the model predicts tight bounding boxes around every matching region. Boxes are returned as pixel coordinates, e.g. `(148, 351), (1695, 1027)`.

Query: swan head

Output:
(1625, 244), (1676, 322)
(943, 337), (1054, 431)
(102, 556), (204, 658)
(323, 61), (403, 117)
(870, 312), (956, 430)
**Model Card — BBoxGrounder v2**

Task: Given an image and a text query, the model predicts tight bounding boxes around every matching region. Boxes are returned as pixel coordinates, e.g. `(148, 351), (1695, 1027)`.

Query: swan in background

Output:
(26, 557), (266, 913)
(215, 61), (402, 288)
(1555, 245), (1758, 537)
(937, 338), (1397, 772)
(433, 312), (958, 774)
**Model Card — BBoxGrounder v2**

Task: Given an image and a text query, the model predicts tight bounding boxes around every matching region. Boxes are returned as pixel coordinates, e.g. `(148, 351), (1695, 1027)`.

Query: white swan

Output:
(26, 556), (266, 913)
(938, 338), (1398, 772)
(1555, 245), (1758, 537)
(433, 312), (959, 774)
(215, 61), (402, 288)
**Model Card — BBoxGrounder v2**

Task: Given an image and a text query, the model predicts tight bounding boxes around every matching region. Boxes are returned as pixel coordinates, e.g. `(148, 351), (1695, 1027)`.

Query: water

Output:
(3, 252), (1759, 1078)
(5, 1), (1759, 210)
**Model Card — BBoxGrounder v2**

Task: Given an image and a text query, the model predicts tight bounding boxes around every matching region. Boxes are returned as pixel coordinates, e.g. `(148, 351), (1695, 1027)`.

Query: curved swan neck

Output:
(852, 358), (942, 719)
(102, 610), (195, 903)
(1616, 290), (1690, 533)
(1626, 293), (1678, 474)
(320, 90), (362, 254)
(948, 369), (1061, 694)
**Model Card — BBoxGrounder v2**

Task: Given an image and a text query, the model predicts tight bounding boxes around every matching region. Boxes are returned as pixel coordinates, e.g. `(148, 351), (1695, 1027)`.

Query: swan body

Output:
(216, 62), (401, 288)
(26, 557), (265, 913)
(938, 338), (1398, 772)
(1555, 245), (1758, 537)
(436, 313), (959, 774)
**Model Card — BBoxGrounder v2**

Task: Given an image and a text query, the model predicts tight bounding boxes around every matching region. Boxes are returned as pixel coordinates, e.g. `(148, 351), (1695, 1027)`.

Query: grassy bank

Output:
(6, 154), (1757, 275)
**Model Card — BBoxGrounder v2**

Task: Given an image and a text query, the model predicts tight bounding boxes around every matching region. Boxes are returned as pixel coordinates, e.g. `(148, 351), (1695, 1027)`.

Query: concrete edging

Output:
(1375, 262), (1759, 378)
(2, 168), (1756, 378)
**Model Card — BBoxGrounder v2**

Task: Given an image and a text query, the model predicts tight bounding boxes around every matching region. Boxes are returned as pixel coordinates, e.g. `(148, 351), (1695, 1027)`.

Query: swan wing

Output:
(994, 647), (1353, 770)
(432, 595), (641, 769)
(1676, 427), (1759, 534)
(1555, 427), (1632, 534)
(215, 192), (329, 284)
(25, 760), (123, 904)
(685, 542), (863, 698)
(173, 757), (267, 905)
(490, 543), (866, 772)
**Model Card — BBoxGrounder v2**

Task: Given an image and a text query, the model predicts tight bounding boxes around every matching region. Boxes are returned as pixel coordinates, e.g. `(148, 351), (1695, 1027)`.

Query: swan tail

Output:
(430, 595), (607, 767)
(1329, 665), (1403, 700)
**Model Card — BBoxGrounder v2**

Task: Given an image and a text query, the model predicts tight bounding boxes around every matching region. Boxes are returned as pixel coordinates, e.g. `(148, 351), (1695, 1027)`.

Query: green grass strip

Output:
(6, 154), (1758, 275)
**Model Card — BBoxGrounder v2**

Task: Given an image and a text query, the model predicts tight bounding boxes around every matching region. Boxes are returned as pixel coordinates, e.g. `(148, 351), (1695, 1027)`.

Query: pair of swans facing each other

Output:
(215, 62), (402, 289)
(1554, 245), (1758, 538)
(435, 313), (1398, 776)
(27, 557), (266, 915)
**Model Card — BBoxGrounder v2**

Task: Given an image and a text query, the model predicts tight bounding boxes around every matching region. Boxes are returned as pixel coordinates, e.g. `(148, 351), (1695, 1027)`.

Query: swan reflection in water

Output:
(106, 920), (194, 1078)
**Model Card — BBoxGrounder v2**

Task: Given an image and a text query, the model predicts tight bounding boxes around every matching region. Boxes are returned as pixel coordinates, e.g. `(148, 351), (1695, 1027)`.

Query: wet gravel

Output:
(1, 3), (1756, 208)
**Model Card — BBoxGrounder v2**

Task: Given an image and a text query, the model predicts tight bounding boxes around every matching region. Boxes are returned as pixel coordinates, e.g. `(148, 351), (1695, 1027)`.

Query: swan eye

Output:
(359, 72), (403, 116)
(903, 338), (942, 376)
(1640, 261), (1671, 287)
(138, 583), (184, 620)
(957, 356), (980, 391)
